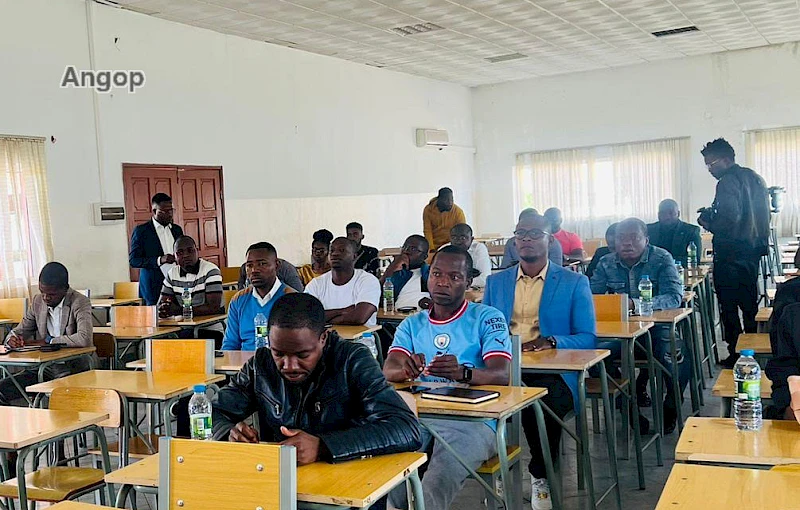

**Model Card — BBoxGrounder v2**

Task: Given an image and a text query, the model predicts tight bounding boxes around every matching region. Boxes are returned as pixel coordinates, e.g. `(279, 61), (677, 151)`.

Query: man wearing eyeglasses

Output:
(501, 208), (564, 268)
(699, 138), (770, 369)
(380, 235), (431, 310)
(484, 212), (596, 510)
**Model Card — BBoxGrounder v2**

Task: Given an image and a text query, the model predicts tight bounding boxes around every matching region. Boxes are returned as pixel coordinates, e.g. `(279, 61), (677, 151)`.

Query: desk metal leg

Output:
(668, 323), (684, 433)
(495, 419), (513, 510)
(576, 373), (596, 509)
(598, 363), (622, 510)
(626, 335), (645, 489)
(532, 401), (561, 510)
(408, 469), (425, 510)
(682, 318), (702, 412)
(643, 333), (664, 467)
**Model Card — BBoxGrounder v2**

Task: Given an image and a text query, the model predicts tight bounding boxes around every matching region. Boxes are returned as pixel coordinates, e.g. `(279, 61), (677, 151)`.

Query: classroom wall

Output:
(472, 42), (800, 235)
(0, 0), (474, 293)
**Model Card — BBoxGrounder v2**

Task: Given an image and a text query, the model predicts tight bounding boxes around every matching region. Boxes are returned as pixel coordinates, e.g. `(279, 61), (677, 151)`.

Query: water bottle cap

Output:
(362, 332), (373, 338)
(641, 274), (649, 279)
(741, 349), (755, 357)
(193, 384), (206, 393)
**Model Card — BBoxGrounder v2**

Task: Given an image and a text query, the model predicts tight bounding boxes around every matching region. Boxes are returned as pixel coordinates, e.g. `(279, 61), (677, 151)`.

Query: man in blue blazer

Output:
(128, 193), (183, 305)
(484, 212), (596, 510)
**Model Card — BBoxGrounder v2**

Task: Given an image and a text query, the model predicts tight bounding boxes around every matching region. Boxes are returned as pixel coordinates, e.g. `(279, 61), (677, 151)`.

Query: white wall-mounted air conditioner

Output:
(92, 203), (125, 225)
(415, 128), (449, 148)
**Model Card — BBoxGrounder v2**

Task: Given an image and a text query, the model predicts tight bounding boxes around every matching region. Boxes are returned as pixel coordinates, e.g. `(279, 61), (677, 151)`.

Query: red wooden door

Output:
(177, 167), (226, 269)
(122, 164), (227, 281)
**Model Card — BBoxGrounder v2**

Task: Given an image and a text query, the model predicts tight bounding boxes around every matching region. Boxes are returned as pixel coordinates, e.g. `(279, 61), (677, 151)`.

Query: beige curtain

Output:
(0, 137), (54, 298)
(516, 138), (687, 239)
(746, 127), (800, 236)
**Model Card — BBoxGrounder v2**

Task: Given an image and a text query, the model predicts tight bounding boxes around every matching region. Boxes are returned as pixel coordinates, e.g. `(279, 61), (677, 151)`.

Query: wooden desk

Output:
(774, 275), (797, 284)
(521, 349), (610, 371)
(377, 309), (416, 322)
(90, 298), (141, 308)
(676, 417), (800, 467)
(767, 288), (777, 303)
(595, 321), (653, 339)
(0, 346), (97, 406)
(0, 407), (108, 450)
(127, 350), (254, 375)
(756, 307), (773, 323)
(736, 333), (771, 355)
(397, 382), (547, 420)
(0, 318), (11, 325)
(630, 308), (692, 324)
(48, 502), (117, 510)
(487, 245), (504, 257)
(330, 324), (382, 340)
(94, 326), (181, 340)
(655, 464), (800, 509)
(105, 451), (427, 509)
(159, 313), (227, 336)
(711, 368), (773, 417)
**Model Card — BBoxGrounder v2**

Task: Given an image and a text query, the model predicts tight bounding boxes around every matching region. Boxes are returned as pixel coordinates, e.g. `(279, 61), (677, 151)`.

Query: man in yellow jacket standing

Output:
(423, 187), (466, 253)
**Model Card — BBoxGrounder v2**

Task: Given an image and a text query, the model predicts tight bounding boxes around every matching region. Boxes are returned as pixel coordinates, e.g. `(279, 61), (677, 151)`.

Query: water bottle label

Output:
(190, 413), (212, 439)
(255, 325), (268, 337)
(640, 289), (652, 300)
(384, 289), (393, 300)
(736, 380), (760, 401)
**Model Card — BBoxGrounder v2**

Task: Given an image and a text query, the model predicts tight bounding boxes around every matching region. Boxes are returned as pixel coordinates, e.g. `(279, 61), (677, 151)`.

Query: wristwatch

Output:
(458, 365), (473, 383)
(545, 336), (557, 348)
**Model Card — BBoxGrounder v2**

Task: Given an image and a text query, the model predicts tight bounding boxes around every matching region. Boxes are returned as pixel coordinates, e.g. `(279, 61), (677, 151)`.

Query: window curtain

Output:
(516, 138), (687, 239)
(745, 127), (800, 236)
(0, 136), (54, 298)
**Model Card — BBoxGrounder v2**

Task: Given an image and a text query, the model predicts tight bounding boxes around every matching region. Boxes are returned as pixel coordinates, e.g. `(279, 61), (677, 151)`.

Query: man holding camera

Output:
(698, 138), (770, 368)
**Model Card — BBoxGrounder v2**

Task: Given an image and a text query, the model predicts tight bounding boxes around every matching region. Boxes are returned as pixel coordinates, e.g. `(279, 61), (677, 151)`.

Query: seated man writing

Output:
(158, 235), (225, 343)
(383, 246), (511, 510)
(212, 293), (421, 468)
(222, 242), (296, 351)
(379, 234), (431, 310)
(1, 262), (92, 404)
(484, 212), (596, 510)
(590, 217), (689, 434)
(305, 237), (381, 325)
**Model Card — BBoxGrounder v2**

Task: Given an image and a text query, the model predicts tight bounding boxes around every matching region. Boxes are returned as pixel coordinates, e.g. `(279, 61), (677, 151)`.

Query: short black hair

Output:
(173, 235), (196, 248)
(39, 262), (69, 289)
(438, 187), (453, 196)
(268, 293), (326, 336)
(246, 241), (277, 257)
(345, 222), (363, 232)
(605, 222), (619, 238)
(405, 234), (430, 253)
(151, 193), (172, 206)
(617, 217), (648, 236)
(332, 236), (358, 253)
(450, 223), (473, 236)
(701, 138), (735, 160)
(519, 208), (539, 220)
(312, 229), (334, 246)
(431, 245), (474, 279)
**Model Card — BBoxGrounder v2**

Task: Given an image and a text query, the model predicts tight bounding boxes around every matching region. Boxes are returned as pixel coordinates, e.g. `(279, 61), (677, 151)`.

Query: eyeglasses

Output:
(402, 245), (424, 254)
(450, 235), (471, 242)
(616, 233), (644, 243)
(705, 159), (720, 169)
(514, 229), (550, 240)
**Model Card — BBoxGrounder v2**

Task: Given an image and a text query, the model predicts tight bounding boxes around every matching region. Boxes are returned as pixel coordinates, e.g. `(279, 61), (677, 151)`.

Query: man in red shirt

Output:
(544, 207), (584, 261)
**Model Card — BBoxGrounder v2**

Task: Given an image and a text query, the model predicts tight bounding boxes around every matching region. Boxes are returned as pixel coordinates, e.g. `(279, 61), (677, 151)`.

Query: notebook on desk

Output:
(419, 387), (500, 404)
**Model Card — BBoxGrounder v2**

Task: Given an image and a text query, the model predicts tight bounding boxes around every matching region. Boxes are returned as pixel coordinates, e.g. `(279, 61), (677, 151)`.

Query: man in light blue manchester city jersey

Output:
(383, 246), (511, 510)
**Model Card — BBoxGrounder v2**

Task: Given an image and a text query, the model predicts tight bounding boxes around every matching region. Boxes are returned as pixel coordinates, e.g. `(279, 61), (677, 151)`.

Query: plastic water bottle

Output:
(182, 287), (193, 321)
(675, 261), (685, 284)
(383, 279), (395, 313)
(687, 241), (698, 269)
(734, 350), (763, 431)
(357, 333), (379, 359)
(638, 275), (653, 316)
(254, 313), (268, 350)
(189, 384), (212, 440)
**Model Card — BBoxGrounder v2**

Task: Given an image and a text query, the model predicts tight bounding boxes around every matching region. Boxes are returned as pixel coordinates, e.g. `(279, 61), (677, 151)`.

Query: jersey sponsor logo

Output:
(433, 333), (451, 350)
(484, 316), (508, 333)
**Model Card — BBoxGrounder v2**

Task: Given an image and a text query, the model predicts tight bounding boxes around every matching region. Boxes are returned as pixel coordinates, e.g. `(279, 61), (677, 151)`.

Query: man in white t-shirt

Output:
(443, 223), (492, 288)
(379, 235), (431, 310)
(305, 237), (381, 326)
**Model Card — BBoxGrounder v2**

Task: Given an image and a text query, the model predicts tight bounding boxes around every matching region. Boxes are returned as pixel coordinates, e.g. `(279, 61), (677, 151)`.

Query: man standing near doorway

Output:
(699, 138), (770, 368)
(647, 199), (703, 267)
(129, 193), (184, 305)
(423, 187), (466, 253)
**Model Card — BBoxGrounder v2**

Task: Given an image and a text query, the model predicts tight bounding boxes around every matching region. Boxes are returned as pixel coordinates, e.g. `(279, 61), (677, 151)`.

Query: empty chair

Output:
(146, 339), (214, 374)
(220, 266), (241, 286)
(0, 297), (27, 323)
(113, 282), (139, 300)
(593, 294), (629, 322)
(111, 305), (157, 328)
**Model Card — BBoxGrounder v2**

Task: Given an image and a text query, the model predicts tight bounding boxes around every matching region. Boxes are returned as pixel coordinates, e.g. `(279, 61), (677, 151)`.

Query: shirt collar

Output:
(612, 245), (651, 268)
(517, 261), (549, 281)
(49, 297), (65, 312)
(252, 278), (282, 307)
(152, 218), (172, 230)
(179, 260), (202, 277)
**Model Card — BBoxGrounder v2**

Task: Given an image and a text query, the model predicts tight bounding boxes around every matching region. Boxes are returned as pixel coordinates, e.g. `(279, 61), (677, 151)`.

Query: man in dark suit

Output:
(647, 199), (703, 267)
(129, 193), (183, 305)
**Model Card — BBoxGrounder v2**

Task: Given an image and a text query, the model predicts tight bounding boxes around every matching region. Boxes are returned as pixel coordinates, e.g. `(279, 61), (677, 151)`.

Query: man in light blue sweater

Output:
(222, 242), (296, 351)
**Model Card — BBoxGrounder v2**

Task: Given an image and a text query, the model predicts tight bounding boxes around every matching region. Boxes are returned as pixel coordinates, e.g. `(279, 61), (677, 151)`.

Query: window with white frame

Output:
(515, 137), (689, 239)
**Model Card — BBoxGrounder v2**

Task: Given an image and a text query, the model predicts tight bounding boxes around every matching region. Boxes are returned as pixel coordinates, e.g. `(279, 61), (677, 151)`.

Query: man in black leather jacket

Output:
(699, 138), (770, 368)
(211, 292), (421, 465)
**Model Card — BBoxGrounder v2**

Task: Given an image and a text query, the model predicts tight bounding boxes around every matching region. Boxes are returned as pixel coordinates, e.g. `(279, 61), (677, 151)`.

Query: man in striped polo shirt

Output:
(158, 235), (225, 342)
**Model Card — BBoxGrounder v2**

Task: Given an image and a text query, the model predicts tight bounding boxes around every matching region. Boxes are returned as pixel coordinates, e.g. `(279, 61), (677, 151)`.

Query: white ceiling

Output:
(104, 0), (800, 86)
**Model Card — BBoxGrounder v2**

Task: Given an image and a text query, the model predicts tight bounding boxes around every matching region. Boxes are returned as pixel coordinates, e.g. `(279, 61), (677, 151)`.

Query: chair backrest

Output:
(583, 238), (605, 259)
(222, 289), (238, 311)
(593, 294), (629, 322)
(112, 305), (157, 328)
(0, 297), (27, 323)
(114, 281), (139, 300)
(158, 437), (296, 510)
(49, 387), (123, 428)
(93, 332), (116, 360)
(701, 232), (713, 259)
(220, 266), (241, 285)
(146, 339), (214, 374)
